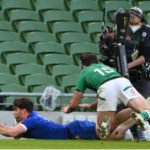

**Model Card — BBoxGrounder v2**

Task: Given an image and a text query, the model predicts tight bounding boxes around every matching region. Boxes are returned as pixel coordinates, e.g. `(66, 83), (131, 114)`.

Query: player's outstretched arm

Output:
(79, 100), (97, 110)
(0, 124), (26, 138)
(62, 91), (83, 113)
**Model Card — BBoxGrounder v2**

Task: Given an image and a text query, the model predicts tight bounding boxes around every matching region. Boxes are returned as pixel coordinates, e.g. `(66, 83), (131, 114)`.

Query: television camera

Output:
(99, 8), (130, 78)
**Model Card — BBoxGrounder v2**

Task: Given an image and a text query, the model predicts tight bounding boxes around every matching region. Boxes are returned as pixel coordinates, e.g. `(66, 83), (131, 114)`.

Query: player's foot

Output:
(98, 116), (110, 139)
(131, 112), (145, 130)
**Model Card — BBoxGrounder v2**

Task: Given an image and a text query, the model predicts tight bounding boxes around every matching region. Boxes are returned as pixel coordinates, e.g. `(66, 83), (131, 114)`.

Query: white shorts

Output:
(97, 77), (142, 112)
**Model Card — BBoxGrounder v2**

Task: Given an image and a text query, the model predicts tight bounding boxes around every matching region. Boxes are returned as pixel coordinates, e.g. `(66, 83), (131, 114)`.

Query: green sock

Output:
(140, 111), (149, 120)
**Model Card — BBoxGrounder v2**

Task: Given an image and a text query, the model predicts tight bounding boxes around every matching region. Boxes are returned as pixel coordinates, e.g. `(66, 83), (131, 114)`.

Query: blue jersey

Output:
(66, 120), (97, 139)
(21, 112), (69, 139)
(21, 112), (97, 140)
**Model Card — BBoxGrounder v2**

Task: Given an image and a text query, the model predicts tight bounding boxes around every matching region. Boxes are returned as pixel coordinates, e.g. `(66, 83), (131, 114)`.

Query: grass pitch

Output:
(0, 140), (150, 149)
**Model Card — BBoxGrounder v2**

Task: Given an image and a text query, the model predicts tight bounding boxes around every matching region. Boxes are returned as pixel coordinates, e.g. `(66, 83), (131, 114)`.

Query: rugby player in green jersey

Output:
(62, 53), (150, 139)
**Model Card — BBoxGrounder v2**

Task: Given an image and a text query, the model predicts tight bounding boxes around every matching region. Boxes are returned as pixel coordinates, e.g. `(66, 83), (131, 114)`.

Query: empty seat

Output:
(5, 53), (37, 71)
(61, 74), (79, 92)
(0, 20), (13, 31)
(87, 22), (103, 34)
(43, 10), (73, 24)
(0, 31), (20, 42)
(8, 9), (40, 25)
(60, 32), (91, 48)
(33, 41), (65, 62)
(138, 1), (150, 14)
(87, 22), (102, 41)
(25, 31), (57, 46)
(0, 83), (27, 92)
(0, 73), (20, 85)
(146, 13), (150, 24)
(69, 42), (100, 64)
(0, 83), (28, 107)
(43, 54), (74, 73)
(104, 1), (132, 22)
(52, 21), (82, 34)
(32, 84), (63, 93)
(24, 73), (57, 91)
(14, 63), (46, 83)
(15, 63), (46, 76)
(35, 0), (66, 14)
(16, 21), (49, 36)
(0, 41), (28, 60)
(0, 11), (4, 20)
(2, 0), (32, 13)
(0, 64), (10, 73)
(69, 0), (99, 17)
(77, 11), (103, 30)
(52, 64), (80, 85)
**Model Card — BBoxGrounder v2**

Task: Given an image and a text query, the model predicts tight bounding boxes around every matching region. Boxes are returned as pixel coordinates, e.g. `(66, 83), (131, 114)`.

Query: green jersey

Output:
(76, 64), (121, 93)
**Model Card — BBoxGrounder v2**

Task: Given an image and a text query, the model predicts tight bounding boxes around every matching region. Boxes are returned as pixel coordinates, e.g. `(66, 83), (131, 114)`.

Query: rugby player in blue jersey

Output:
(0, 98), (97, 140)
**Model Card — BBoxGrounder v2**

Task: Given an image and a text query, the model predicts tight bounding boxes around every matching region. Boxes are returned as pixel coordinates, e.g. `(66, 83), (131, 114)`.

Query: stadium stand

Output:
(68, 42), (100, 64)
(24, 31), (57, 46)
(0, 31), (20, 42)
(77, 11), (103, 29)
(33, 41), (65, 64)
(0, 64), (11, 74)
(52, 64), (80, 85)
(51, 21), (83, 37)
(0, 41), (28, 63)
(43, 10), (73, 23)
(24, 73), (57, 91)
(16, 21), (49, 36)
(5, 53), (37, 72)
(43, 53), (75, 68)
(0, 0), (137, 109)
(61, 74), (79, 93)
(0, 20), (14, 31)
(0, 73), (20, 85)
(60, 32), (91, 44)
(104, 1), (132, 22)
(69, 0), (100, 19)
(0, 11), (4, 20)
(8, 9), (40, 25)
(35, 0), (66, 13)
(2, 0), (32, 10)
(14, 63), (46, 84)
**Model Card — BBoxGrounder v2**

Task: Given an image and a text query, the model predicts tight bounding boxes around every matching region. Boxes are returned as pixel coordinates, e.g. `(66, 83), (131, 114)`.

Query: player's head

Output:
(129, 7), (144, 24)
(13, 98), (34, 122)
(13, 98), (34, 113)
(80, 53), (98, 67)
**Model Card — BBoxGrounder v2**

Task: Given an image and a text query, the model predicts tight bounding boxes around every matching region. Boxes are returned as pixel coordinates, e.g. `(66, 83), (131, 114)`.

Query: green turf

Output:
(0, 140), (150, 149)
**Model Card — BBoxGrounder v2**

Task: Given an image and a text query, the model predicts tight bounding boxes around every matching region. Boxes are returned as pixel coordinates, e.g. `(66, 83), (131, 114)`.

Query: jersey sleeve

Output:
(21, 117), (37, 131)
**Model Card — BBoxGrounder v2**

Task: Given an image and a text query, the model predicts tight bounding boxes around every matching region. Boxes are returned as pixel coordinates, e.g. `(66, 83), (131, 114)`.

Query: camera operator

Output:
(100, 7), (150, 99)
(125, 7), (150, 99)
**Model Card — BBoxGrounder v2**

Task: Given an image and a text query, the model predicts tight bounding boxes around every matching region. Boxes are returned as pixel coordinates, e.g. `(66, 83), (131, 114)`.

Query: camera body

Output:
(99, 8), (129, 78)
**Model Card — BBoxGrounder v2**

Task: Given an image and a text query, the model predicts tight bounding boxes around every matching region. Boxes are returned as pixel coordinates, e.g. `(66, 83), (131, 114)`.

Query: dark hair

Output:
(13, 98), (34, 113)
(79, 53), (98, 66)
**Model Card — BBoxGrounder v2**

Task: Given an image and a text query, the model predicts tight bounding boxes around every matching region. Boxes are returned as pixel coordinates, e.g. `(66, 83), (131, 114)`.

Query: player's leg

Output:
(66, 120), (97, 139)
(96, 111), (116, 139)
(96, 80), (119, 139)
(117, 77), (150, 129)
(111, 108), (133, 130)
(108, 118), (135, 140)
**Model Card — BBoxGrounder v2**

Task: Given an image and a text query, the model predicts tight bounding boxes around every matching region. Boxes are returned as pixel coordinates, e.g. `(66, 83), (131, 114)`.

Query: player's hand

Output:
(61, 105), (69, 113)
(78, 103), (91, 109)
